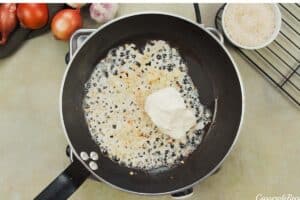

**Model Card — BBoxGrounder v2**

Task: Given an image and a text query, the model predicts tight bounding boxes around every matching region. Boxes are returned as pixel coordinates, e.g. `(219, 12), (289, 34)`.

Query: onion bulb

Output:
(51, 8), (82, 41)
(0, 4), (17, 45)
(17, 4), (48, 29)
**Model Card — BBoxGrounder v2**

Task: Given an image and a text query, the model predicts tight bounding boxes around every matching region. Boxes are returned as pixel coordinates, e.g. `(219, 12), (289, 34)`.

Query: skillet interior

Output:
(62, 13), (243, 194)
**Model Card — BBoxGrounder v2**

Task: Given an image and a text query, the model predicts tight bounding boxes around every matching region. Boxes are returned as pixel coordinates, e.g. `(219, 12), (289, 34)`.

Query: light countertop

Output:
(0, 4), (299, 200)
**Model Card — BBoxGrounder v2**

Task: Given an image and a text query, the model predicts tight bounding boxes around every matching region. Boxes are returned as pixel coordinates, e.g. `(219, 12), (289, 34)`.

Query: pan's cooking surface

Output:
(82, 39), (212, 170)
(62, 13), (243, 194)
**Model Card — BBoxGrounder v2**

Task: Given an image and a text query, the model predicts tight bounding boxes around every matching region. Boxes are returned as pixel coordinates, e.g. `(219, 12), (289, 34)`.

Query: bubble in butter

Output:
(144, 87), (197, 139)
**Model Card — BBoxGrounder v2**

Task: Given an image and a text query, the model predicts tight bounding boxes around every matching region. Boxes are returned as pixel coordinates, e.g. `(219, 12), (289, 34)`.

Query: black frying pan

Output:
(35, 12), (243, 200)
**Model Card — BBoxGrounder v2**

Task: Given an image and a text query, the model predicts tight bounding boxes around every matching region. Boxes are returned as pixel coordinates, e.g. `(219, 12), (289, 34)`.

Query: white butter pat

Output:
(144, 87), (197, 139)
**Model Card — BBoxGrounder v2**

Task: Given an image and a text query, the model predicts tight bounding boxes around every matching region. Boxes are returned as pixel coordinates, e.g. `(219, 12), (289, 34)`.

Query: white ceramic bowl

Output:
(222, 4), (282, 50)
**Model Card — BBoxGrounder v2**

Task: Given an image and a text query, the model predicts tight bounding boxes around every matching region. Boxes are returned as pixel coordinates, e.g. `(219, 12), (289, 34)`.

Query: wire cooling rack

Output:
(213, 4), (300, 107)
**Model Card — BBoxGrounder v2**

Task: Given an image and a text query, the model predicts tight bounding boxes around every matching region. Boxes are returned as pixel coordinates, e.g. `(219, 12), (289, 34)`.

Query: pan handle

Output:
(34, 158), (90, 200)
(206, 27), (224, 44)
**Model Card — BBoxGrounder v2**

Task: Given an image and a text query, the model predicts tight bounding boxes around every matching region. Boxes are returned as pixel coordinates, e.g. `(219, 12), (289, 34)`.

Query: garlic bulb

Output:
(89, 3), (118, 24)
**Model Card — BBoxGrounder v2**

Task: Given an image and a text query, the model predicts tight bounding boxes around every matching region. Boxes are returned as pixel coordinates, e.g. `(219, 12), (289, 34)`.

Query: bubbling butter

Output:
(83, 40), (212, 170)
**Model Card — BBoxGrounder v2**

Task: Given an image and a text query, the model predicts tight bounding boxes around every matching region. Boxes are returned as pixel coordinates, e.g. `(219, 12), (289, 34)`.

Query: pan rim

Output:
(59, 11), (245, 195)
